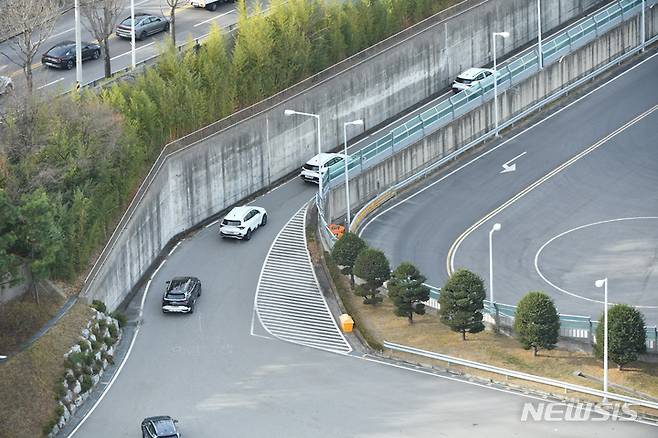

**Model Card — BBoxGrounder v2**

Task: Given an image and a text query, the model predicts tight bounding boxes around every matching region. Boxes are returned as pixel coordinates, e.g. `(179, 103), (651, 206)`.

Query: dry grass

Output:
(0, 289), (65, 354)
(0, 301), (92, 438)
(341, 285), (658, 401)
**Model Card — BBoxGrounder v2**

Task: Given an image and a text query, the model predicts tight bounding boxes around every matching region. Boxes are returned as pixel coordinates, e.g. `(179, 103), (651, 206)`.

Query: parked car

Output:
(41, 41), (101, 70)
(162, 277), (201, 314)
(219, 206), (267, 241)
(451, 67), (493, 93)
(116, 13), (169, 40)
(191, 0), (235, 11)
(0, 76), (13, 96)
(300, 152), (347, 184)
(141, 416), (181, 438)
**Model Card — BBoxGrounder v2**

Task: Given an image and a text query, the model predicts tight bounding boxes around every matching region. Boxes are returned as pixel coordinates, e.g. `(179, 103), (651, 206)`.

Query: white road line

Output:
(0, 65), (7, 72)
(135, 0), (150, 5)
(534, 217), (658, 309)
(204, 219), (219, 229)
(358, 51), (658, 238)
(37, 77), (64, 90)
(48, 27), (74, 40)
(110, 42), (155, 61)
(193, 9), (235, 27)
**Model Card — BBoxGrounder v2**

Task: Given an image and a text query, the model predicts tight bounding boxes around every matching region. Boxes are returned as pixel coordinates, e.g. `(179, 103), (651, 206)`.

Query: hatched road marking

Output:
(254, 205), (352, 354)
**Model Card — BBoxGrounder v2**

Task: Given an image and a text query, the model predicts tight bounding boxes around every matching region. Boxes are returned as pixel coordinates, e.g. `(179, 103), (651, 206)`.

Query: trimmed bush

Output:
(80, 375), (93, 393)
(107, 323), (118, 338)
(77, 340), (90, 352)
(103, 336), (113, 347)
(90, 300), (107, 314)
(514, 291), (560, 356)
(110, 311), (127, 328)
(594, 304), (646, 370)
(90, 340), (101, 352)
(438, 269), (486, 340)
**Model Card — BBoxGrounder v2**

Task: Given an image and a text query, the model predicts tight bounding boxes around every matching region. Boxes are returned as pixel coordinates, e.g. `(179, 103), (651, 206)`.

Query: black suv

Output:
(141, 416), (180, 438)
(162, 277), (201, 314)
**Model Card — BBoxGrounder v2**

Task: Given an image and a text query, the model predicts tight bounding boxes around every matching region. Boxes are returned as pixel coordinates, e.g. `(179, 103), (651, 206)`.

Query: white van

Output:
(300, 153), (347, 183)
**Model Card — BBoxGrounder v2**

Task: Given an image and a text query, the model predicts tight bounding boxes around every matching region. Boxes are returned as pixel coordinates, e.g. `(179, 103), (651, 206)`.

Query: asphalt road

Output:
(67, 163), (657, 435)
(360, 52), (658, 324)
(0, 0), (254, 95)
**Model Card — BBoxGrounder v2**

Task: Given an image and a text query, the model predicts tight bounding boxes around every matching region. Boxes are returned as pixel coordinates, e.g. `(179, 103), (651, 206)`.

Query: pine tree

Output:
(594, 304), (646, 370)
(353, 248), (390, 305)
(438, 269), (485, 340)
(514, 291), (560, 356)
(387, 262), (430, 323)
(331, 232), (367, 286)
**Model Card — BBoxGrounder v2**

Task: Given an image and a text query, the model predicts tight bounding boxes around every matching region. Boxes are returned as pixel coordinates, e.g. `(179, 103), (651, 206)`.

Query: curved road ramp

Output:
(255, 205), (352, 354)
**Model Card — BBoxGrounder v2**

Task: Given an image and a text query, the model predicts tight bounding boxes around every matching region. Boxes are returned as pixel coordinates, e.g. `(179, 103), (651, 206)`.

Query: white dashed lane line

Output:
(254, 205), (352, 354)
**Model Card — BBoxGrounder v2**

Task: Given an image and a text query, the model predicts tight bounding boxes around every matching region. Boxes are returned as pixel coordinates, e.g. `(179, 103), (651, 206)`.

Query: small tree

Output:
(331, 232), (367, 286)
(438, 269), (485, 340)
(163, 0), (187, 46)
(387, 262), (430, 323)
(514, 291), (560, 356)
(81, 0), (125, 79)
(594, 304), (646, 370)
(353, 248), (390, 305)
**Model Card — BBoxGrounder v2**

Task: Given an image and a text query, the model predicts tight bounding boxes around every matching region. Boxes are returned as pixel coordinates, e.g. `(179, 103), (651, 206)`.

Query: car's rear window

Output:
(303, 163), (319, 171)
(48, 45), (73, 56)
(121, 16), (146, 25)
(222, 219), (241, 226)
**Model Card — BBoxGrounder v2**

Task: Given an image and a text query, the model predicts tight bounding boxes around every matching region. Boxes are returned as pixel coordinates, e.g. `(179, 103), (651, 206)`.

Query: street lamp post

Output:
(343, 119), (364, 230)
(595, 278), (609, 402)
(488, 223), (502, 304)
(285, 109), (323, 209)
(131, 0), (136, 69)
(74, 0), (83, 88)
(537, 0), (543, 69)
(641, 0), (646, 52)
(492, 31), (510, 137)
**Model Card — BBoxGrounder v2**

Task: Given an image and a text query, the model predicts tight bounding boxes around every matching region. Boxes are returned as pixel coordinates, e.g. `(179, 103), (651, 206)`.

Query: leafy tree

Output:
(331, 232), (367, 286)
(14, 189), (63, 303)
(594, 304), (646, 370)
(0, 190), (20, 285)
(514, 291), (560, 356)
(198, 23), (236, 121)
(438, 269), (485, 340)
(353, 248), (390, 305)
(387, 262), (430, 323)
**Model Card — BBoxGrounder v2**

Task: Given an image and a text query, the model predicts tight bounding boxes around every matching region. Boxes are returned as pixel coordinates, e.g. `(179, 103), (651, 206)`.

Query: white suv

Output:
(300, 153), (347, 183)
(451, 67), (493, 93)
(219, 206), (267, 240)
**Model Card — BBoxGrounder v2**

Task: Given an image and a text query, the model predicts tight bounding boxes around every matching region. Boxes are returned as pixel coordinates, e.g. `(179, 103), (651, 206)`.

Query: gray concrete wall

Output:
(327, 6), (658, 222)
(86, 0), (607, 309)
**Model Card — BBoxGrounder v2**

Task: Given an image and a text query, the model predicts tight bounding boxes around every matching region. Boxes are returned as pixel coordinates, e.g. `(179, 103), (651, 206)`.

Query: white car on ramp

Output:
(219, 206), (267, 240)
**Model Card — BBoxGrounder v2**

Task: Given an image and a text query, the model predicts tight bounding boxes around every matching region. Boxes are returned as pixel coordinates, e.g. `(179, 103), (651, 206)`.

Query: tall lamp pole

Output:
(595, 278), (609, 402)
(74, 0), (83, 88)
(131, 0), (136, 68)
(537, 0), (543, 69)
(492, 31), (510, 137)
(285, 109), (323, 209)
(488, 223), (501, 304)
(343, 119), (363, 230)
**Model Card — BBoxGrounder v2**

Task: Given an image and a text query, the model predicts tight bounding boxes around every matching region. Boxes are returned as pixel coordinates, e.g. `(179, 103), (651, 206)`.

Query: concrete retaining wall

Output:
(327, 7), (658, 221)
(86, 0), (606, 309)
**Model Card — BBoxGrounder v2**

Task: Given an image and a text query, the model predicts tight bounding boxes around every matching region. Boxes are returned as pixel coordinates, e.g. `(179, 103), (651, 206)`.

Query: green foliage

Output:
(438, 269), (486, 340)
(353, 248), (390, 305)
(514, 291), (560, 356)
(55, 404), (64, 417)
(107, 323), (118, 338)
(0, 189), (19, 282)
(91, 300), (107, 314)
(594, 304), (646, 370)
(110, 311), (127, 328)
(80, 375), (93, 393)
(331, 232), (367, 285)
(387, 262), (430, 323)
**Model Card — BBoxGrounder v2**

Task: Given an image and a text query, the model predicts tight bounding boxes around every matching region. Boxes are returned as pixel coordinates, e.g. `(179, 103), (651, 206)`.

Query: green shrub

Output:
(90, 300), (107, 314)
(80, 375), (93, 393)
(97, 319), (108, 329)
(83, 352), (95, 366)
(65, 373), (76, 386)
(103, 336), (113, 347)
(108, 323), (118, 338)
(65, 351), (85, 369)
(110, 311), (127, 328)
(73, 367), (83, 379)
(53, 382), (66, 400)
(42, 418), (57, 436)
(90, 340), (101, 352)
(55, 404), (64, 416)
(77, 340), (90, 352)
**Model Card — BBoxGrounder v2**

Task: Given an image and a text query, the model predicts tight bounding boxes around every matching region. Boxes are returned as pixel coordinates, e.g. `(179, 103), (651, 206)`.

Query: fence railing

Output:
(384, 341), (658, 411)
(424, 285), (658, 353)
(324, 0), (655, 190)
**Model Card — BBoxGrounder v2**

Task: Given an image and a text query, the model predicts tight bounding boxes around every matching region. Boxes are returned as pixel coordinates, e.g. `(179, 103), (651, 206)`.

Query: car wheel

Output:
(260, 214), (267, 227)
(198, 287), (201, 297)
(139, 31), (147, 41)
(66, 60), (74, 70)
(206, 2), (217, 11)
(244, 229), (252, 241)
(189, 304), (194, 314)
(92, 49), (100, 60)
(164, 22), (170, 32)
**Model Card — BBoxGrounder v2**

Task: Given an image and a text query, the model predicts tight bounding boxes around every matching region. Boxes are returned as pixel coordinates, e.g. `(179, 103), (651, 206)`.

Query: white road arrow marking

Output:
(500, 151), (527, 173)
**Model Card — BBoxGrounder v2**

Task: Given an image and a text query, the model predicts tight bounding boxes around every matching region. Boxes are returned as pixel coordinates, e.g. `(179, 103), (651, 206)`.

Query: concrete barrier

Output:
(83, 0), (606, 309)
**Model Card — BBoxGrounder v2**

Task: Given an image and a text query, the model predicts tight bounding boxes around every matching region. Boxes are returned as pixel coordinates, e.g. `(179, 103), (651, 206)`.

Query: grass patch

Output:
(0, 301), (92, 438)
(0, 289), (65, 354)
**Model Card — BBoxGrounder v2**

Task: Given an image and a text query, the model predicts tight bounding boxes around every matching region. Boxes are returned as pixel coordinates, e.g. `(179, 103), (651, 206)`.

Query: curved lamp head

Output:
(492, 223), (502, 232)
(284, 109), (296, 116)
(595, 278), (607, 288)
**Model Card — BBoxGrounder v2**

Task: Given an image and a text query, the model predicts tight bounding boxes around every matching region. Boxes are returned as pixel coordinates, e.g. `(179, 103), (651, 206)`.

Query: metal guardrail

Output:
(424, 285), (658, 352)
(324, 0), (656, 189)
(384, 341), (658, 410)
